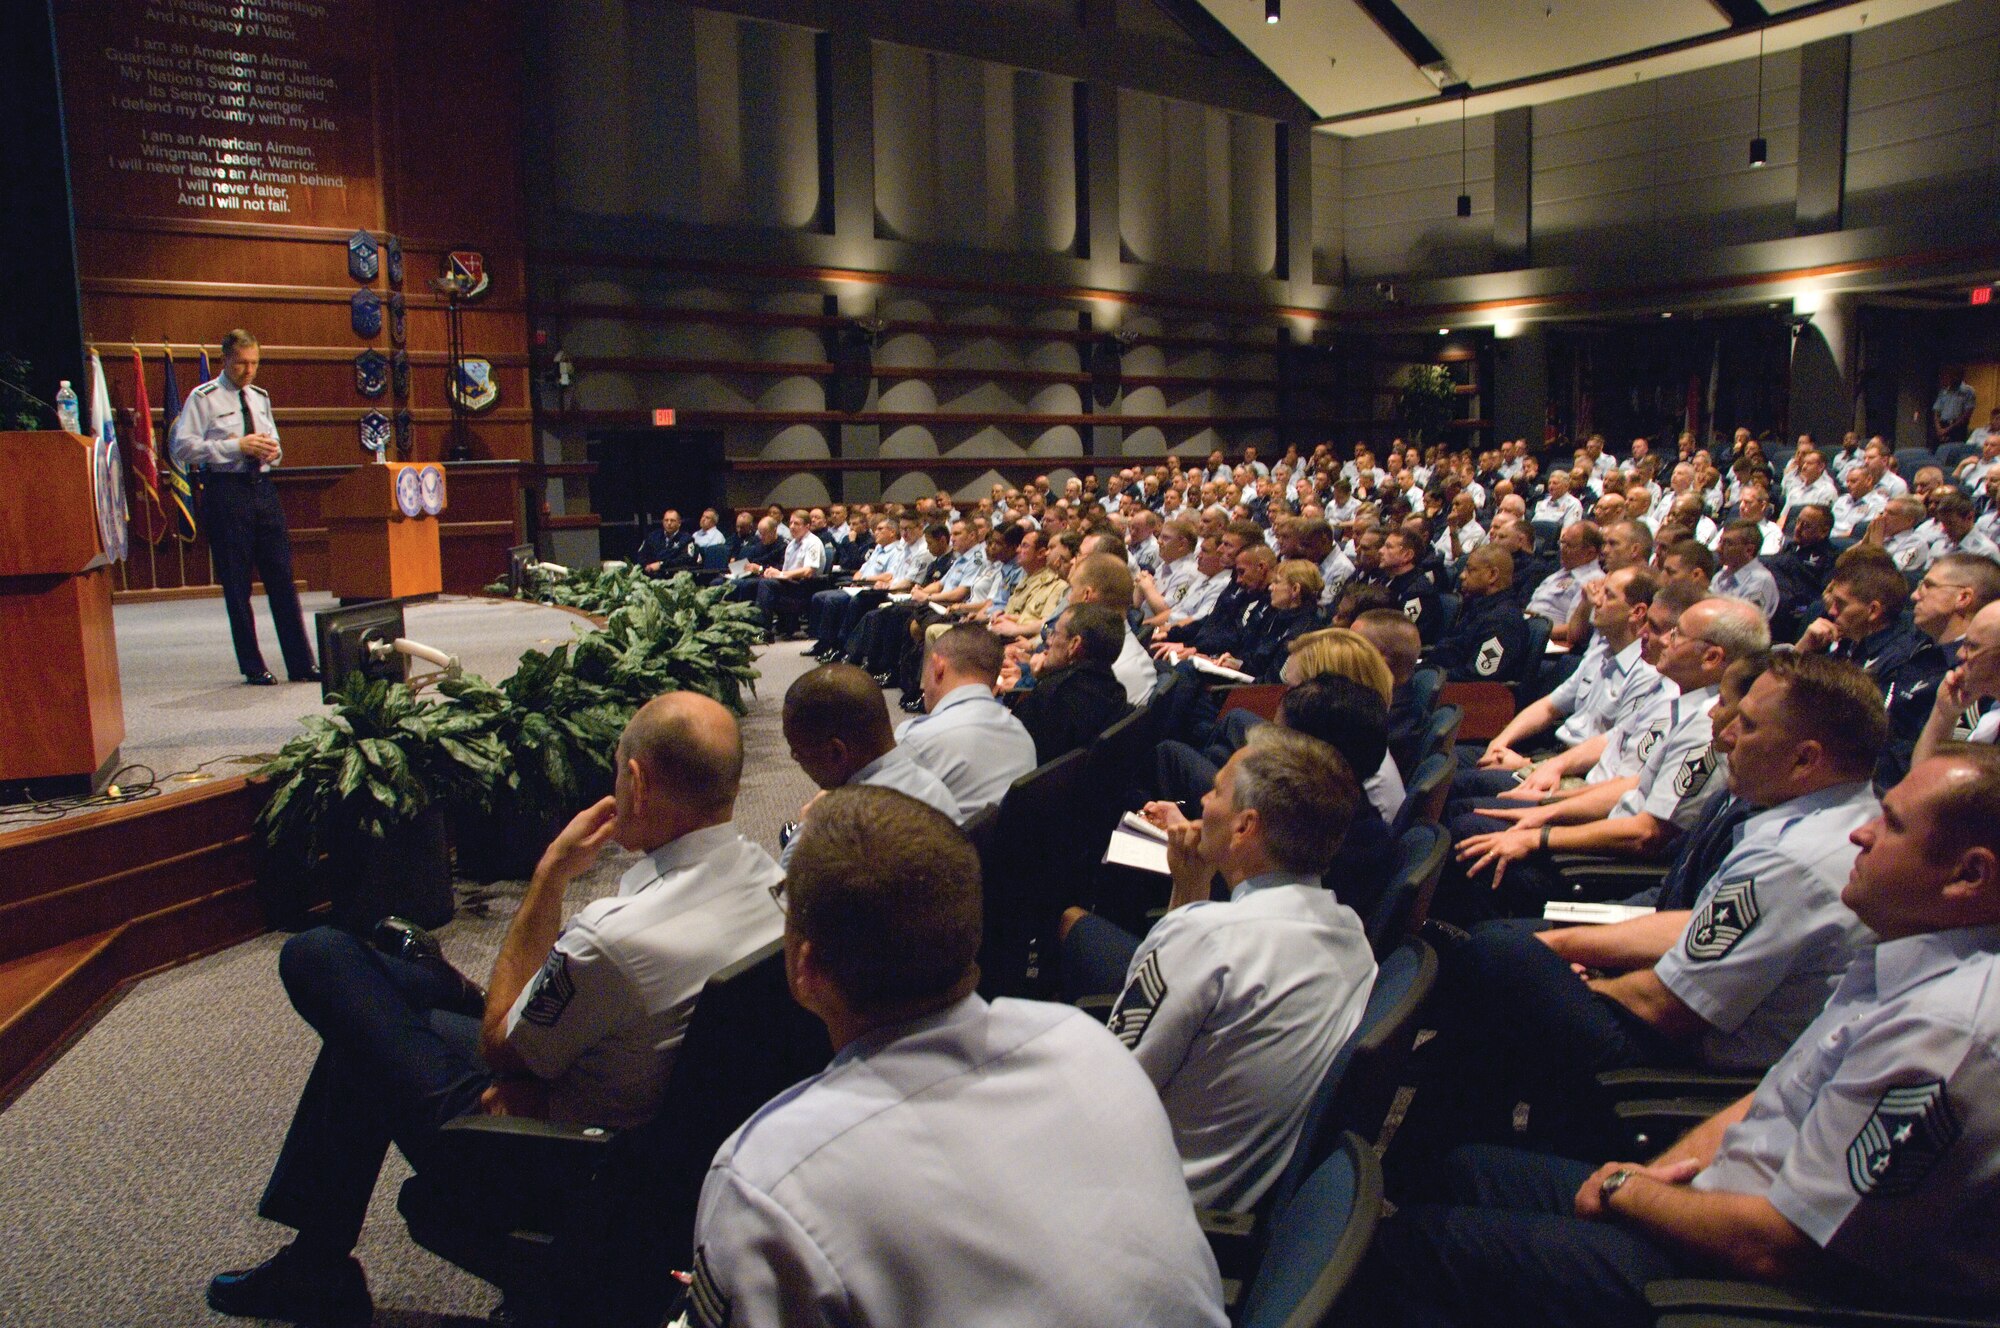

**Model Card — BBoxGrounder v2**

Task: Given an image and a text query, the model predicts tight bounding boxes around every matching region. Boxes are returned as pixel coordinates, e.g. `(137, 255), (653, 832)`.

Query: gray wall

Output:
(523, 0), (2000, 533)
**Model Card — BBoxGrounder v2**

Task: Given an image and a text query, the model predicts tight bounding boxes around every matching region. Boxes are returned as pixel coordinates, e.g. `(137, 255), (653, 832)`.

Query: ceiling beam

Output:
(1352, 0), (1446, 71)
(1707, 0), (1771, 27)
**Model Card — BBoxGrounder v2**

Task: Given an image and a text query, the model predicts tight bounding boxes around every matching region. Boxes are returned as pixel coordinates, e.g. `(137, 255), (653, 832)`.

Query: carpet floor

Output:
(0, 639), (843, 1327)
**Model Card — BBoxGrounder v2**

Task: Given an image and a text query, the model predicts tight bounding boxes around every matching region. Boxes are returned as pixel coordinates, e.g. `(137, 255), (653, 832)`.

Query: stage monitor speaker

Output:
(317, 599), (409, 701)
(505, 543), (535, 597)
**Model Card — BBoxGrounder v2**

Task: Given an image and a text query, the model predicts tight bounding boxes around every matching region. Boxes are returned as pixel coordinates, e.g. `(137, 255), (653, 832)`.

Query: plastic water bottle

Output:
(55, 380), (80, 434)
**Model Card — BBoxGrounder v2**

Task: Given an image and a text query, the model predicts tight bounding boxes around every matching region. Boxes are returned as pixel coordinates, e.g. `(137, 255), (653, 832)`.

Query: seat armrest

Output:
(1598, 1067), (1762, 1100)
(1553, 857), (1667, 902)
(1198, 1207), (1261, 1283)
(1610, 1097), (1741, 1159)
(429, 1113), (622, 1192)
(1073, 993), (1116, 1023)
(1646, 1278), (2000, 1326)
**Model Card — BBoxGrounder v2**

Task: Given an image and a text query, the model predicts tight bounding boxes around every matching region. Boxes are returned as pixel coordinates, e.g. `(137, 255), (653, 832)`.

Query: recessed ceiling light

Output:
(1438, 328), (1450, 335)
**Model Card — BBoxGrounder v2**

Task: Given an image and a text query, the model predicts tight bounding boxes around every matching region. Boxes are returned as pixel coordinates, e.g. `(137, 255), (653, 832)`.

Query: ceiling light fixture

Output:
(1749, 28), (1768, 167)
(1266, 0), (1279, 23)
(1456, 92), (1472, 217)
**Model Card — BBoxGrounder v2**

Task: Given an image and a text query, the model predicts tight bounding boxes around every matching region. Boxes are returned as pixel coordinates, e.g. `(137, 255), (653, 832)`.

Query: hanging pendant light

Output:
(1456, 93), (1472, 216)
(1749, 28), (1768, 166)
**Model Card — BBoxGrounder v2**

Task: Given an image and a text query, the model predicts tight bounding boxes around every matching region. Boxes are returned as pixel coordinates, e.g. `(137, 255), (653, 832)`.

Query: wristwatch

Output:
(1599, 1168), (1637, 1203)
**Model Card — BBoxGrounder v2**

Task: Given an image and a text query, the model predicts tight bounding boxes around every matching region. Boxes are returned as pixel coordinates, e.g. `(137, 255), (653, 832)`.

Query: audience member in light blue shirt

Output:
(897, 625), (1038, 818)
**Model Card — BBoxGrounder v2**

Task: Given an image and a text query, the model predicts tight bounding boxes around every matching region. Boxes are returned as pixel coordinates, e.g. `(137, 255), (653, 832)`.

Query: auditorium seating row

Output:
(396, 658), (1996, 1327)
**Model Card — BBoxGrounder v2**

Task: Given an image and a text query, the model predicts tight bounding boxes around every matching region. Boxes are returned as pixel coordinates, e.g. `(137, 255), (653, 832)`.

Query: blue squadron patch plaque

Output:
(1685, 877), (1760, 961)
(350, 290), (382, 339)
(450, 358), (499, 413)
(388, 293), (407, 347)
(419, 464), (445, 515)
(359, 411), (392, 457)
(347, 229), (379, 283)
(395, 465), (423, 517)
(1847, 1080), (1960, 1198)
(354, 350), (388, 398)
(384, 234), (403, 287)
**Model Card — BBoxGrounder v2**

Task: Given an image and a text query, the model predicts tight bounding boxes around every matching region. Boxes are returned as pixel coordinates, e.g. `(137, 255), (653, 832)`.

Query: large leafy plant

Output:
(494, 567), (763, 715)
(439, 647), (630, 826)
(571, 575), (763, 715)
(256, 676), (509, 868)
(1399, 362), (1458, 446)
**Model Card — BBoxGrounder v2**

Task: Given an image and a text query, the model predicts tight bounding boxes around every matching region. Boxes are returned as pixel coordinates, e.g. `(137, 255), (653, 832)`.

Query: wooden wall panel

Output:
(53, 0), (534, 594)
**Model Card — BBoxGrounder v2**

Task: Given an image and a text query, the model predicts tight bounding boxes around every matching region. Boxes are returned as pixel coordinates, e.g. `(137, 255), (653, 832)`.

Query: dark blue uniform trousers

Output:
(1351, 1145), (1685, 1328)
(202, 471), (315, 678)
(259, 927), (492, 1255)
(1060, 912), (1143, 1001)
(1391, 919), (1685, 1176)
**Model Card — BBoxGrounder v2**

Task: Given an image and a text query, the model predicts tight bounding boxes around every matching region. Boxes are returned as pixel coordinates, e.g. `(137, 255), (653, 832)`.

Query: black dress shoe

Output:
(290, 667), (323, 684)
(372, 917), (485, 1017)
(207, 1244), (372, 1325)
(244, 671), (278, 686)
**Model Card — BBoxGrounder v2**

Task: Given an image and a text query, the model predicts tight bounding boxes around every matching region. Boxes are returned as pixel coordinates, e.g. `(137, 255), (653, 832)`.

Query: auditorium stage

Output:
(1, 593), (593, 836)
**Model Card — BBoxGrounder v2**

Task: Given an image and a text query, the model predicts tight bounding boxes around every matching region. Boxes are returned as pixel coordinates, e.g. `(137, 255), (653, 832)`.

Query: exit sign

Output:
(1974, 287), (1994, 306)
(652, 408), (678, 427)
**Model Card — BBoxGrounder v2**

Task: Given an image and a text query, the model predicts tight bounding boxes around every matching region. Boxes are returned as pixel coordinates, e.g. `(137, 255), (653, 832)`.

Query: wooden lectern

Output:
(323, 462), (447, 602)
(0, 431), (124, 799)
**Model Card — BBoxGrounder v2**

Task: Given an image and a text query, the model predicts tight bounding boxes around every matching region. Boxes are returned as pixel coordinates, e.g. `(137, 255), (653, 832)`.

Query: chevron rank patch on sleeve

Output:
(1107, 951), (1168, 1050)
(520, 950), (577, 1026)
(1685, 877), (1761, 961)
(1847, 1079), (1961, 1198)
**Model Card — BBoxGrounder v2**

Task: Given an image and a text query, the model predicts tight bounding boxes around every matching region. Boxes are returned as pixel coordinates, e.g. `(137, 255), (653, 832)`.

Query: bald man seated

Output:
(207, 694), (787, 1327)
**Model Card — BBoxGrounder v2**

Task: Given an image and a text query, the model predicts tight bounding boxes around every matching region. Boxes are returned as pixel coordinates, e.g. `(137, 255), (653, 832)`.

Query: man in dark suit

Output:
(1012, 603), (1133, 763)
(636, 509), (695, 575)
(1426, 546), (1530, 683)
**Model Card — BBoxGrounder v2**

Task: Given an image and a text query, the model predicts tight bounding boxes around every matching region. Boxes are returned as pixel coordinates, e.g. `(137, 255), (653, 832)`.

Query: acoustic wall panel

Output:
(1845, 2), (2000, 232)
(1340, 117), (1495, 282)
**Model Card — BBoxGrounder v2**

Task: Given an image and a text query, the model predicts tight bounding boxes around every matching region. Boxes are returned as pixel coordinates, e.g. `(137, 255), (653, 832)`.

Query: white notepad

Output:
(1542, 901), (1656, 925)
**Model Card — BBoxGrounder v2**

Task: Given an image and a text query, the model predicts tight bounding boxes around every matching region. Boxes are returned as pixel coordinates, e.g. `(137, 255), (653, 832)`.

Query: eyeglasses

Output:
(768, 881), (789, 913)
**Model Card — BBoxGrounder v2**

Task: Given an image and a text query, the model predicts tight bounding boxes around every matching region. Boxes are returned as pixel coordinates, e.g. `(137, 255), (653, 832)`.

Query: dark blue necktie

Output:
(240, 391), (257, 470)
(1658, 792), (1752, 911)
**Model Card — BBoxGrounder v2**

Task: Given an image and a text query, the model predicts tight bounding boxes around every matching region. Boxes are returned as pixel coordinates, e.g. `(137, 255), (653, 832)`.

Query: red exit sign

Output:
(652, 408), (678, 427)
(1974, 287), (1994, 306)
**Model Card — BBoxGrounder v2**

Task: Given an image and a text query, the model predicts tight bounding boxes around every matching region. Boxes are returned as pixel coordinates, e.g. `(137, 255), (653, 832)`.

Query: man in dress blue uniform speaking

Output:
(168, 329), (319, 686)
(1351, 744), (2000, 1328)
(688, 786), (1228, 1328)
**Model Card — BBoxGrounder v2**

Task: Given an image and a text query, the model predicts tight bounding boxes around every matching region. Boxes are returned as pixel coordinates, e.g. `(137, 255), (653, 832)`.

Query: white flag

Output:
(88, 349), (130, 561)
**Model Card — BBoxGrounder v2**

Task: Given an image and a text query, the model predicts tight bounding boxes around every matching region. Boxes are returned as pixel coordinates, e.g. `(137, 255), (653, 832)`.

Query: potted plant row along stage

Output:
(254, 570), (763, 929)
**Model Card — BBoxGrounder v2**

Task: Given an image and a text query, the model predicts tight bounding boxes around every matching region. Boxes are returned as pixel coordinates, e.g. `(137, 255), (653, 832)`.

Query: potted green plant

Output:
(256, 676), (508, 929)
(571, 574), (764, 714)
(1399, 362), (1458, 446)
(440, 648), (631, 882)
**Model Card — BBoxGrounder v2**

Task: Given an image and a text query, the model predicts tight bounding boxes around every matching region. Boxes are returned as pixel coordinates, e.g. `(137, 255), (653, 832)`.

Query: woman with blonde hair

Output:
(1278, 626), (1406, 817)
(1282, 626), (1393, 705)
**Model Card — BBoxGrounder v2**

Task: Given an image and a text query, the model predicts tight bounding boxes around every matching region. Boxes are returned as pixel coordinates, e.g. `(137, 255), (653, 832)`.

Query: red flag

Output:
(126, 348), (169, 543)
